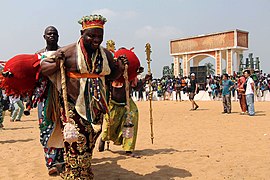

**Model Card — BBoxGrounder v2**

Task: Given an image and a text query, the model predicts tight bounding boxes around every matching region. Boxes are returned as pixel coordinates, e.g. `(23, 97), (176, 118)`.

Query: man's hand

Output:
(41, 50), (65, 76)
(117, 55), (128, 72)
(118, 55), (129, 64)
(137, 67), (144, 74)
(54, 50), (65, 68)
(145, 74), (152, 81)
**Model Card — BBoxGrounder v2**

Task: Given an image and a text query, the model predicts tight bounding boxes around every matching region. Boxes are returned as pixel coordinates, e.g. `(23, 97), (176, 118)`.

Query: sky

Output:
(0, 0), (270, 77)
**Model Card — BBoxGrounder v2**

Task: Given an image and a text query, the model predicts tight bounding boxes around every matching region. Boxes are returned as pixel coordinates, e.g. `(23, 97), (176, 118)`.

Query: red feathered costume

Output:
(114, 48), (140, 82)
(1, 54), (41, 96)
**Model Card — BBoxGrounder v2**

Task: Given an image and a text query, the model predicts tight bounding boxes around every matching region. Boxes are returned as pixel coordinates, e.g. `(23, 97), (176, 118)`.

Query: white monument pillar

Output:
(173, 56), (180, 77)
(183, 54), (189, 76)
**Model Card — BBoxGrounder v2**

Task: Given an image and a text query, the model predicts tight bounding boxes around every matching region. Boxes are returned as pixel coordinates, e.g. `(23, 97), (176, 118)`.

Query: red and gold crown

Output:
(78, 14), (107, 30)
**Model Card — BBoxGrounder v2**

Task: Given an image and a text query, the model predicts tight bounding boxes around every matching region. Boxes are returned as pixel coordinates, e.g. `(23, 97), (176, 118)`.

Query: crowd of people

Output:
(132, 69), (270, 115)
(133, 70), (270, 102)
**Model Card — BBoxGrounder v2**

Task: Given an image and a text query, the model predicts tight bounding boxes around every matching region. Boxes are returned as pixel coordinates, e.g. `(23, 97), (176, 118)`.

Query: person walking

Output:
(188, 73), (199, 110)
(9, 95), (24, 121)
(40, 14), (127, 179)
(0, 89), (6, 128)
(35, 26), (65, 176)
(244, 69), (255, 116)
(175, 80), (182, 101)
(221, 74), (234, 114)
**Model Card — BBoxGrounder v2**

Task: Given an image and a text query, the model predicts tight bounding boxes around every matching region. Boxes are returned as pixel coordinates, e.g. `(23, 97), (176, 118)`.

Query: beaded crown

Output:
(78, 14), (107, 30)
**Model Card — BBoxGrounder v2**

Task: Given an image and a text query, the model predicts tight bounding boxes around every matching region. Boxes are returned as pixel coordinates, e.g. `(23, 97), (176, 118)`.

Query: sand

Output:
(0, 100), (270, 180)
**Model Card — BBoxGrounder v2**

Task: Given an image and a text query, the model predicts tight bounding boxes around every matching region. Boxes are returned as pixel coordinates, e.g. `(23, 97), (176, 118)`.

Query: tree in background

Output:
(204, 62), (215, 75)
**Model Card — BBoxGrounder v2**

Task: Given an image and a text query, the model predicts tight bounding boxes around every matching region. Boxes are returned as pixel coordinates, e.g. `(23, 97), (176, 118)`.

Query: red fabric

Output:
(237, 76), (246, 89)
(114, 48), (140, 82)
(1, 54), (41, 96)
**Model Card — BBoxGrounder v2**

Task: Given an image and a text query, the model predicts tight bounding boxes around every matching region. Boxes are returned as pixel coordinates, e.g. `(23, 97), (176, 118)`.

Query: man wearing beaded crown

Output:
(40, 14), (127, 179)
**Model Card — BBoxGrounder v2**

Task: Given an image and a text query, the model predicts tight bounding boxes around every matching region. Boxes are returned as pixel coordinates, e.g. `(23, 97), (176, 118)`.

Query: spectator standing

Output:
(175, 80), (182, 101)
(188, 73), (199, 110)
(221, 74), (234, 114)
(237, 75), (247, 114)
(244, 69), (255, 116)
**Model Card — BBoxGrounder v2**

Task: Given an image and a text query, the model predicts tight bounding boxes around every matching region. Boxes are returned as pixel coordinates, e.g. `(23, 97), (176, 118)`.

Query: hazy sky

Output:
(0, 0), (269, 77)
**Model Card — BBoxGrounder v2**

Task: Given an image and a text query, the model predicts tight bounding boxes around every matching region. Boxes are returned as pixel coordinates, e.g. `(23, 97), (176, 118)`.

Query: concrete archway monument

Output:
(170, 29), (249, 77)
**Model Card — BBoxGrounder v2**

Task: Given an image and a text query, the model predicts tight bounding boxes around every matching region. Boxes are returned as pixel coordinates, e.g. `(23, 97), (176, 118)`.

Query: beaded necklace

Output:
(79, 38), (103, 74)
(79, 38), (104, 103)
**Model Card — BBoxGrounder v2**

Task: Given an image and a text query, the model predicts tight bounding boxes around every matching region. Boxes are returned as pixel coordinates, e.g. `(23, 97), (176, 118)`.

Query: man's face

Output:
(244, 72), (249, 78)
(44, 27), (59, 45)
(82, 28), (104, 50)
(191, 75), (195, 80)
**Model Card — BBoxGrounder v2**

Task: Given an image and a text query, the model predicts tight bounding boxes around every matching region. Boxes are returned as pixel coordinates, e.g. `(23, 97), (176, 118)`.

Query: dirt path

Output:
(0, 101), (269, 179)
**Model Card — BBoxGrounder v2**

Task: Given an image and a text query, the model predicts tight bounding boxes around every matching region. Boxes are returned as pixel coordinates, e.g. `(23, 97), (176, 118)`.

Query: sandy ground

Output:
(0, 100), (270, 180)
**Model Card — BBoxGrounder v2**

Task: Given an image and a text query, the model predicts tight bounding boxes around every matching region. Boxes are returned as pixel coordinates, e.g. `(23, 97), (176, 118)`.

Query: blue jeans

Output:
(246, 94), (255, 116)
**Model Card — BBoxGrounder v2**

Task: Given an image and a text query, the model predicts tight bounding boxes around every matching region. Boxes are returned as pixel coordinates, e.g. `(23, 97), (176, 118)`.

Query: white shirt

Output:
(9, 95), (21, 104)
(206, 84), (212, 92)
(39, 51), (57, 65)
(245, 77), (254, 95)
(185, 78), (191, 87)
(145, 84), (150, 92)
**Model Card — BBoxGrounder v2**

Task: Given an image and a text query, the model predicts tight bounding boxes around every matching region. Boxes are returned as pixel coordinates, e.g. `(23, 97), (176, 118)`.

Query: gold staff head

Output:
(145, 43), (152, 62)
(106, 40), (116, 52)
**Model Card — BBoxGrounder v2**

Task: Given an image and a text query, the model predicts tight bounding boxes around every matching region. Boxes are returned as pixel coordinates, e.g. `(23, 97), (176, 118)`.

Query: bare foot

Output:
(48, 167), (58, 176)
(98, 139), (105, 152)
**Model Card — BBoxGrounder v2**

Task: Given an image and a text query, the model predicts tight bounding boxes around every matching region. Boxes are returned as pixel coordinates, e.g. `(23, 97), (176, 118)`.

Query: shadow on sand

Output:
(3, 126), (34, 131)
(21, 119), (38, 122)
(194, 108), (209, 111)
(109, 148), (180, 156)
(93, 148), (192, 179)
(0, 138), (34, 144)
(254, 110), (266, 116)
(253, 114), (266, 116)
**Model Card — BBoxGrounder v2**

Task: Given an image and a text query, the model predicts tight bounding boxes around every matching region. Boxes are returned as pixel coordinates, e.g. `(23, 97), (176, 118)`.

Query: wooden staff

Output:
(145, 43), (154, 144)
(105, 40), (116, 150)
(124, 64), (130, 119)
(60, 58), (70, 124)
(60, 55), (78, 144)
(122, 62), (134, 139)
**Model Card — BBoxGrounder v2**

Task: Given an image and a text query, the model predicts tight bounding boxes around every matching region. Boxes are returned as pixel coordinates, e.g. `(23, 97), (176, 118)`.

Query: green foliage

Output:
(204, 62), (215, 75)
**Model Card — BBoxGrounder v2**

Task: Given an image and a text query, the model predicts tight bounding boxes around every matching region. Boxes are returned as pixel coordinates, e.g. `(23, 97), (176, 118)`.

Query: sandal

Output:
(126, 151), (141, 158)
